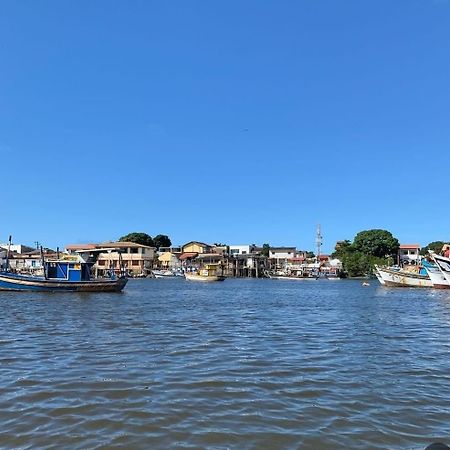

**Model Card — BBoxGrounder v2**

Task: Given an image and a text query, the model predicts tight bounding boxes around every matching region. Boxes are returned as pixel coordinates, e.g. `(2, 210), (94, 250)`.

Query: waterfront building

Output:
(398, 244), (421, 265)
(3, 248), (57, 274)
(66, 242), (155, 277)
(158, 251), (181, 270)
(0, 248), (7, 270)
(181, 241), (212, 254)
(0, 243), (35, 254)
(229, 245), (257, 256)
(268, 247), (297, 270)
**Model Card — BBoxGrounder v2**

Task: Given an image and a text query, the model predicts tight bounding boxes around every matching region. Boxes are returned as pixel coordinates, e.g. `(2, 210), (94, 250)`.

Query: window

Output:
(242, 251), (247, 255)
(98, 260), (106, 266)
(130, 247), (139, 254)
(132, 260), (140, 266)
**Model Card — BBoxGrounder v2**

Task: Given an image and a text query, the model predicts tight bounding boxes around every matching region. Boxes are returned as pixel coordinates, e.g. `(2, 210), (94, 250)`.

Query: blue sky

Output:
(1, 0), (449, 252)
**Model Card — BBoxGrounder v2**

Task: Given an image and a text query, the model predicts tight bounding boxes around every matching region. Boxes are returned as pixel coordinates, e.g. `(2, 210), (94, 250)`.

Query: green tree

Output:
(353, 229), (399, 258)
(331, 239), (353, 259)
(153, 234), (172, 249)
(420, 241), (446, 256)
(119, 232), (154, 247)
(261, 243), (270, 257)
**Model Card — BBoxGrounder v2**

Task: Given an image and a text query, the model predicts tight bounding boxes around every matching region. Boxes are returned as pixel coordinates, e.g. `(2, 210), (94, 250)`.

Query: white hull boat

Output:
(430, 254), (450, 285)
(424, 266), (449, 289)
(374, 267), (386, 285)
(268, 274), (318, 281)
(152, 270), (177, 278)
(375, 265), (433, 288)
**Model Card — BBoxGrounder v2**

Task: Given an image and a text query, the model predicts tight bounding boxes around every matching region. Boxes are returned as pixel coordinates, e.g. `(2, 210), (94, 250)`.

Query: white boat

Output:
(152, 270), (177, 278)
(268, 275), (317, 280)
(375, 265), (433, 288)
(374, 267), (386, 285)
(424, 265), (449, 289)
(430, 253), (450, 285)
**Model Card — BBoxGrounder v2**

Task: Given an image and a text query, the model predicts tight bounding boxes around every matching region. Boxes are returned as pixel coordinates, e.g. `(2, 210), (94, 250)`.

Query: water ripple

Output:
(1, 279), (450, 449)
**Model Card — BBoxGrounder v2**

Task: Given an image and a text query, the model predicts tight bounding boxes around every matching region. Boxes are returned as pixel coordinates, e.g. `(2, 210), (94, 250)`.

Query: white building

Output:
(229, 245), (256, 256)
(268, 247), (296, 260)
(0, 243), (35, 254)
(398, 244), (421, 265)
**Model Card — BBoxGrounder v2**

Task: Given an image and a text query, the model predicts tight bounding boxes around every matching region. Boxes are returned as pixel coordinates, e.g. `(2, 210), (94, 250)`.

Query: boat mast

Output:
(5, 235), (12, 271)
(40, 246), (48, 279)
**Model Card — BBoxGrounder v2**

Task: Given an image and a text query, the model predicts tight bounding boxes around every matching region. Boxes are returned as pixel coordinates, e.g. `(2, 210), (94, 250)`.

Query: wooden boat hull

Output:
(375, 266), (432, 288)
(185, 274), (225, 282)
(0, 272), (128, 292)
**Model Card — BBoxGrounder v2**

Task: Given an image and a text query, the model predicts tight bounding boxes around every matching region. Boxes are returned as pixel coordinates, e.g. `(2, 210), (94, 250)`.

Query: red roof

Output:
(66, 244), (97, 250)
(399, 244), (420, 249)
(179, 252), (198, 260)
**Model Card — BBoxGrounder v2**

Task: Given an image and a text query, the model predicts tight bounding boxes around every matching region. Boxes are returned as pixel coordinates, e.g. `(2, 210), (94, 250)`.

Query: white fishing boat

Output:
(374, 267), (386, 285)
(424, 265), (449, 289)
(375, 265), (433, 288)
(152, 270), (177, 278)
(430, 253), (450, 285)
(268, 274), (318, 280)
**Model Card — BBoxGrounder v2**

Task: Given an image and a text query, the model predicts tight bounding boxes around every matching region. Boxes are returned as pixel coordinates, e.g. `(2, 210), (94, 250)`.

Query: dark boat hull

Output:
(0, 272), (128, 292)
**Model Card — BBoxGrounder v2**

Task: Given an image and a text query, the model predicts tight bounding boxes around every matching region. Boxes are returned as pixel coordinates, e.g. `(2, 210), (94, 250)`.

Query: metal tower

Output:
(316, 224), (322, 263)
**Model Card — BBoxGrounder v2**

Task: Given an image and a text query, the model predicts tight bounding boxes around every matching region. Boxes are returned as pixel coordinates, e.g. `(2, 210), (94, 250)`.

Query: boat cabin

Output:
(45, 260), (92, 281)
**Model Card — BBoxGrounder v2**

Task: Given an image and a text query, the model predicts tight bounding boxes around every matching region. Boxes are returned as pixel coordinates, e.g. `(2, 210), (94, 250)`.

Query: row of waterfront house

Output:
(0, 240), (425, 279)
(0, 240), (342, 278)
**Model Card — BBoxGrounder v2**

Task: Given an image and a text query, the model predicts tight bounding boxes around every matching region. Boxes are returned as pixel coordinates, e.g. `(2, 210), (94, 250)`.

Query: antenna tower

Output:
(316, 224), (322, 262)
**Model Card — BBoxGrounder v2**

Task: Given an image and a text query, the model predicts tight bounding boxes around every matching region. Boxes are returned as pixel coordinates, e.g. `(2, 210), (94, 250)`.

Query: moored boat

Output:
(0, 244), (127, 292)
(375, 265), (433, 288)
(268, 274), (317, 280)
(185, 264), (225, 282)
(430, 253), (450, 285)
(0, 271), (127, 292)
(421, 258), (449, 289)
(152, 270), (177, 278)
(374, 267), (386, 285)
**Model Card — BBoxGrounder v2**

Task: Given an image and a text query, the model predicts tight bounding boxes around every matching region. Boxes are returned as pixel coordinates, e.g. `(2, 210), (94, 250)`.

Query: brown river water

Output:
(1, 278), (450, 449)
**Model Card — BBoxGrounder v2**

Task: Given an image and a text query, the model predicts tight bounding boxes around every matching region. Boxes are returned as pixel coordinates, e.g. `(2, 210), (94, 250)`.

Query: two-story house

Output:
(398, 244), (421, 265)
(66, 242), (156, 277)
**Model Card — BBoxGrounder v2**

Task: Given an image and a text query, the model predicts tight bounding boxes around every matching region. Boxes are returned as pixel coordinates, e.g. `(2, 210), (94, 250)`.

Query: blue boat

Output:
(0, 246), (127, 292)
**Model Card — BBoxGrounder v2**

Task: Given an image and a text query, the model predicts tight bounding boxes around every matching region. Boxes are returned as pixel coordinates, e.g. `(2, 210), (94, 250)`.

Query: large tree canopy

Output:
(153, 234), (172, 249)
(119, 232), (154, 247)
(353, 229), (399, 258)
(420, 241), (446, 256)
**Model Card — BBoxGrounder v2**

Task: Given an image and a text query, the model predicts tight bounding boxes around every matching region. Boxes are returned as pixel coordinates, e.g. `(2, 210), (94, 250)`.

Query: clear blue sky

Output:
(1, 0), (449, 252)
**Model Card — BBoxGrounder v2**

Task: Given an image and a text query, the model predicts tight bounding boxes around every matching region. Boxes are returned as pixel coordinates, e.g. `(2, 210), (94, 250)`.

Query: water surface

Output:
(1, 279), (450, 449)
